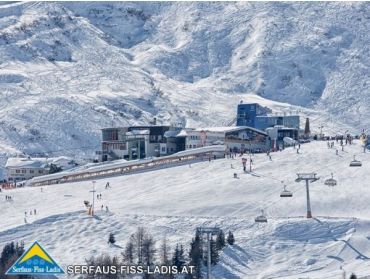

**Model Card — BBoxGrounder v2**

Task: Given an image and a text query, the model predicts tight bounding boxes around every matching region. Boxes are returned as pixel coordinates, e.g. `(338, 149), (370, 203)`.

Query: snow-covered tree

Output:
(227, 231), (235, 245)
(108, 233), (116, 244)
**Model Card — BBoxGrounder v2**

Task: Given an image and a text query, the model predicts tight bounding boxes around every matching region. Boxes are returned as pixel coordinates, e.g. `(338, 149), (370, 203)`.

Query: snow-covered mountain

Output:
(0, 1), (369, 159)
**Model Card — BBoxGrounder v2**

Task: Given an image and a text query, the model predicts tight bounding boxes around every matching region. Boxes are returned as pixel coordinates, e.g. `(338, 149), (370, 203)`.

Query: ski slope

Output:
(1, 140), (370, 278)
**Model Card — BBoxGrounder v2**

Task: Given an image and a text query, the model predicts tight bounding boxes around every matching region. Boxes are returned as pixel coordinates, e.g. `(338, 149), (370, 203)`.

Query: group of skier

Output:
(327, 141), (335, 148)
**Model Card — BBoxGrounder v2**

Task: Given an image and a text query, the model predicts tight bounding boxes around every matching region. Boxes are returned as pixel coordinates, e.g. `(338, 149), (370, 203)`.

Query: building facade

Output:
(184, 126), (270, 153)
(236, 102), (300, 131)
(98, 125), (185, 161)
(5, 158), (49, 182)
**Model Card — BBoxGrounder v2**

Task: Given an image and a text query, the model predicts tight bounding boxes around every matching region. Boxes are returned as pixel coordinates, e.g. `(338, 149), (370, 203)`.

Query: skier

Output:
(24, 211), (27, 216)
(336, 149), (338, 155)
(231, 164), (234, 169)
(34, 209), (36, 215)
(101, 205), (104, 211)
(297, 148), (299, 154)
(269, 155), (272, 161)
(30, 210), (32, 215)
(105, 182), (110, 189)
(24, 217), (27, 224)
(106, 206), (109, 212)
(233, 173), (238, 179)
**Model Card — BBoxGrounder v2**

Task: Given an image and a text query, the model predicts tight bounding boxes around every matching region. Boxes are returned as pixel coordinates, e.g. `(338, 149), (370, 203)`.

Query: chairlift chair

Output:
(255, 210), (268, 223)
(349, 155), (362, 167)
(280, 185), (293, 197)
(324, 173), (337, 186)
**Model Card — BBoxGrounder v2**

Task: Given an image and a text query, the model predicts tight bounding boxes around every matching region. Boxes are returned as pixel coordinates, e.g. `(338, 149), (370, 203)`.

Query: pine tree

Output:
(123, 235), (135, 264)
(0, 242), (29, 279)
(160, 237), (170, 265)
(210, 237), (219, 265)
(227, 231), (235, 245)
(215, 230), (226, 250)
(48, 163), (63, 174)
(188, 230), (203, 279)
(172, 244), (185, 270)
(108, 233), (116, 244)
(142, 234), (156, 266)
(304, 118), (310, 137)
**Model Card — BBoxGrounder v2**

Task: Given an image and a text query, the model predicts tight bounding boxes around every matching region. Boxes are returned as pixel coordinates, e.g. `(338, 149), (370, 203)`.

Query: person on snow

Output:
(105, 182), (110, 189)
(101, 205), (104, 211)
(106, 206), (109, 212)
(34, 209), (36, 215)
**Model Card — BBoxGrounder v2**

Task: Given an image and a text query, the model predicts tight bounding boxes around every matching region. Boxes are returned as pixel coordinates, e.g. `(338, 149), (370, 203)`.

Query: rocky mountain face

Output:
(0, 1), (368, 160)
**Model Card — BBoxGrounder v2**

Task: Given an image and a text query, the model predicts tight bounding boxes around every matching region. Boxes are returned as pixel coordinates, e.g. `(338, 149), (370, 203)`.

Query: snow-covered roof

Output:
(5, 157), (49, 169)
(164, 130), (180, 138)
(193, 126), (267, 135)
(126, 129), (150, 136)
(176, 129), (189, 137)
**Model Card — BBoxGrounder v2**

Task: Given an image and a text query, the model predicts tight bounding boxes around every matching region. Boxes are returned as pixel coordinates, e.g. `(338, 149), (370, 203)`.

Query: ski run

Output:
(1, 140), (370, 278)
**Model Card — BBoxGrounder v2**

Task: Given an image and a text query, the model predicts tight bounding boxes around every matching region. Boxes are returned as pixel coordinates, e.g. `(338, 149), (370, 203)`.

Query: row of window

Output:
(14, 169), (44, 174)
(186, 144), (199, 149)
(102, 143), (126, 151)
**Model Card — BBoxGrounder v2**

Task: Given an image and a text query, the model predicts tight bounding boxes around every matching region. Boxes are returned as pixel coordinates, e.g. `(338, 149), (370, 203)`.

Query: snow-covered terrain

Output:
(1, 140), (370, 278)
(0, 1), (369, 163)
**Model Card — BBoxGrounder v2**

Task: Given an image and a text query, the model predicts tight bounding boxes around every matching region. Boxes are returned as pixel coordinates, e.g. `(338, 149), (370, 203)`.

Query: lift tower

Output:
(295, 173), (319, 218)
(196, 227), (220, 279)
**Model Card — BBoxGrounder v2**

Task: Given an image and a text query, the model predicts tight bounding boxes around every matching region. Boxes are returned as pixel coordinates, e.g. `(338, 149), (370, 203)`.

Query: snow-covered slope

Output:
(1, 140), (370, 278)
(0, 2), (368, 158)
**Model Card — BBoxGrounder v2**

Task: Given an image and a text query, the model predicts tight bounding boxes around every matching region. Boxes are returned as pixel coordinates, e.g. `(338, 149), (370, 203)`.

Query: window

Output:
(38, 170), (43, 174)
(30, 170), (34, 174)
(16, 170), (20, 173)
(161, 147), (166, 152)
(22, 170), (26, 174)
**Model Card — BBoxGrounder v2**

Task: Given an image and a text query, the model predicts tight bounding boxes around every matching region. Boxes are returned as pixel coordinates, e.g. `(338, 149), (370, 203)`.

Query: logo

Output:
(6, 241), (64, 275)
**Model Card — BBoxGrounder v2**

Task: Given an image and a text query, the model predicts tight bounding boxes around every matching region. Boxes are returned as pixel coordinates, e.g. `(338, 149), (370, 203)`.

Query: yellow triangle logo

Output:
(19, 242), (53, 264)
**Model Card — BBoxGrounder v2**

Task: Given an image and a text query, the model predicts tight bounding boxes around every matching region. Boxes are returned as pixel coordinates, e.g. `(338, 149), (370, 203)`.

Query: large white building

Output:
(183, 126), (270, 152)
(5, 156), (75, 182)
(5, 157), (50, 182)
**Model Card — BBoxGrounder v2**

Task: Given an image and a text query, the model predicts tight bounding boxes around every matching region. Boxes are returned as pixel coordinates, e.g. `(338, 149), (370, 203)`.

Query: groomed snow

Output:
(1, 140), (370, 278)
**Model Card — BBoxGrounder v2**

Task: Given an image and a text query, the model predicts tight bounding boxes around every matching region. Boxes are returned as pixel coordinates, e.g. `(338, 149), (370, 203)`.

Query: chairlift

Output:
(349, 155), (362, 167)
(280, 185), (293, 197)
(324, 173), (337, 186)
(255, 210), (268, 223)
